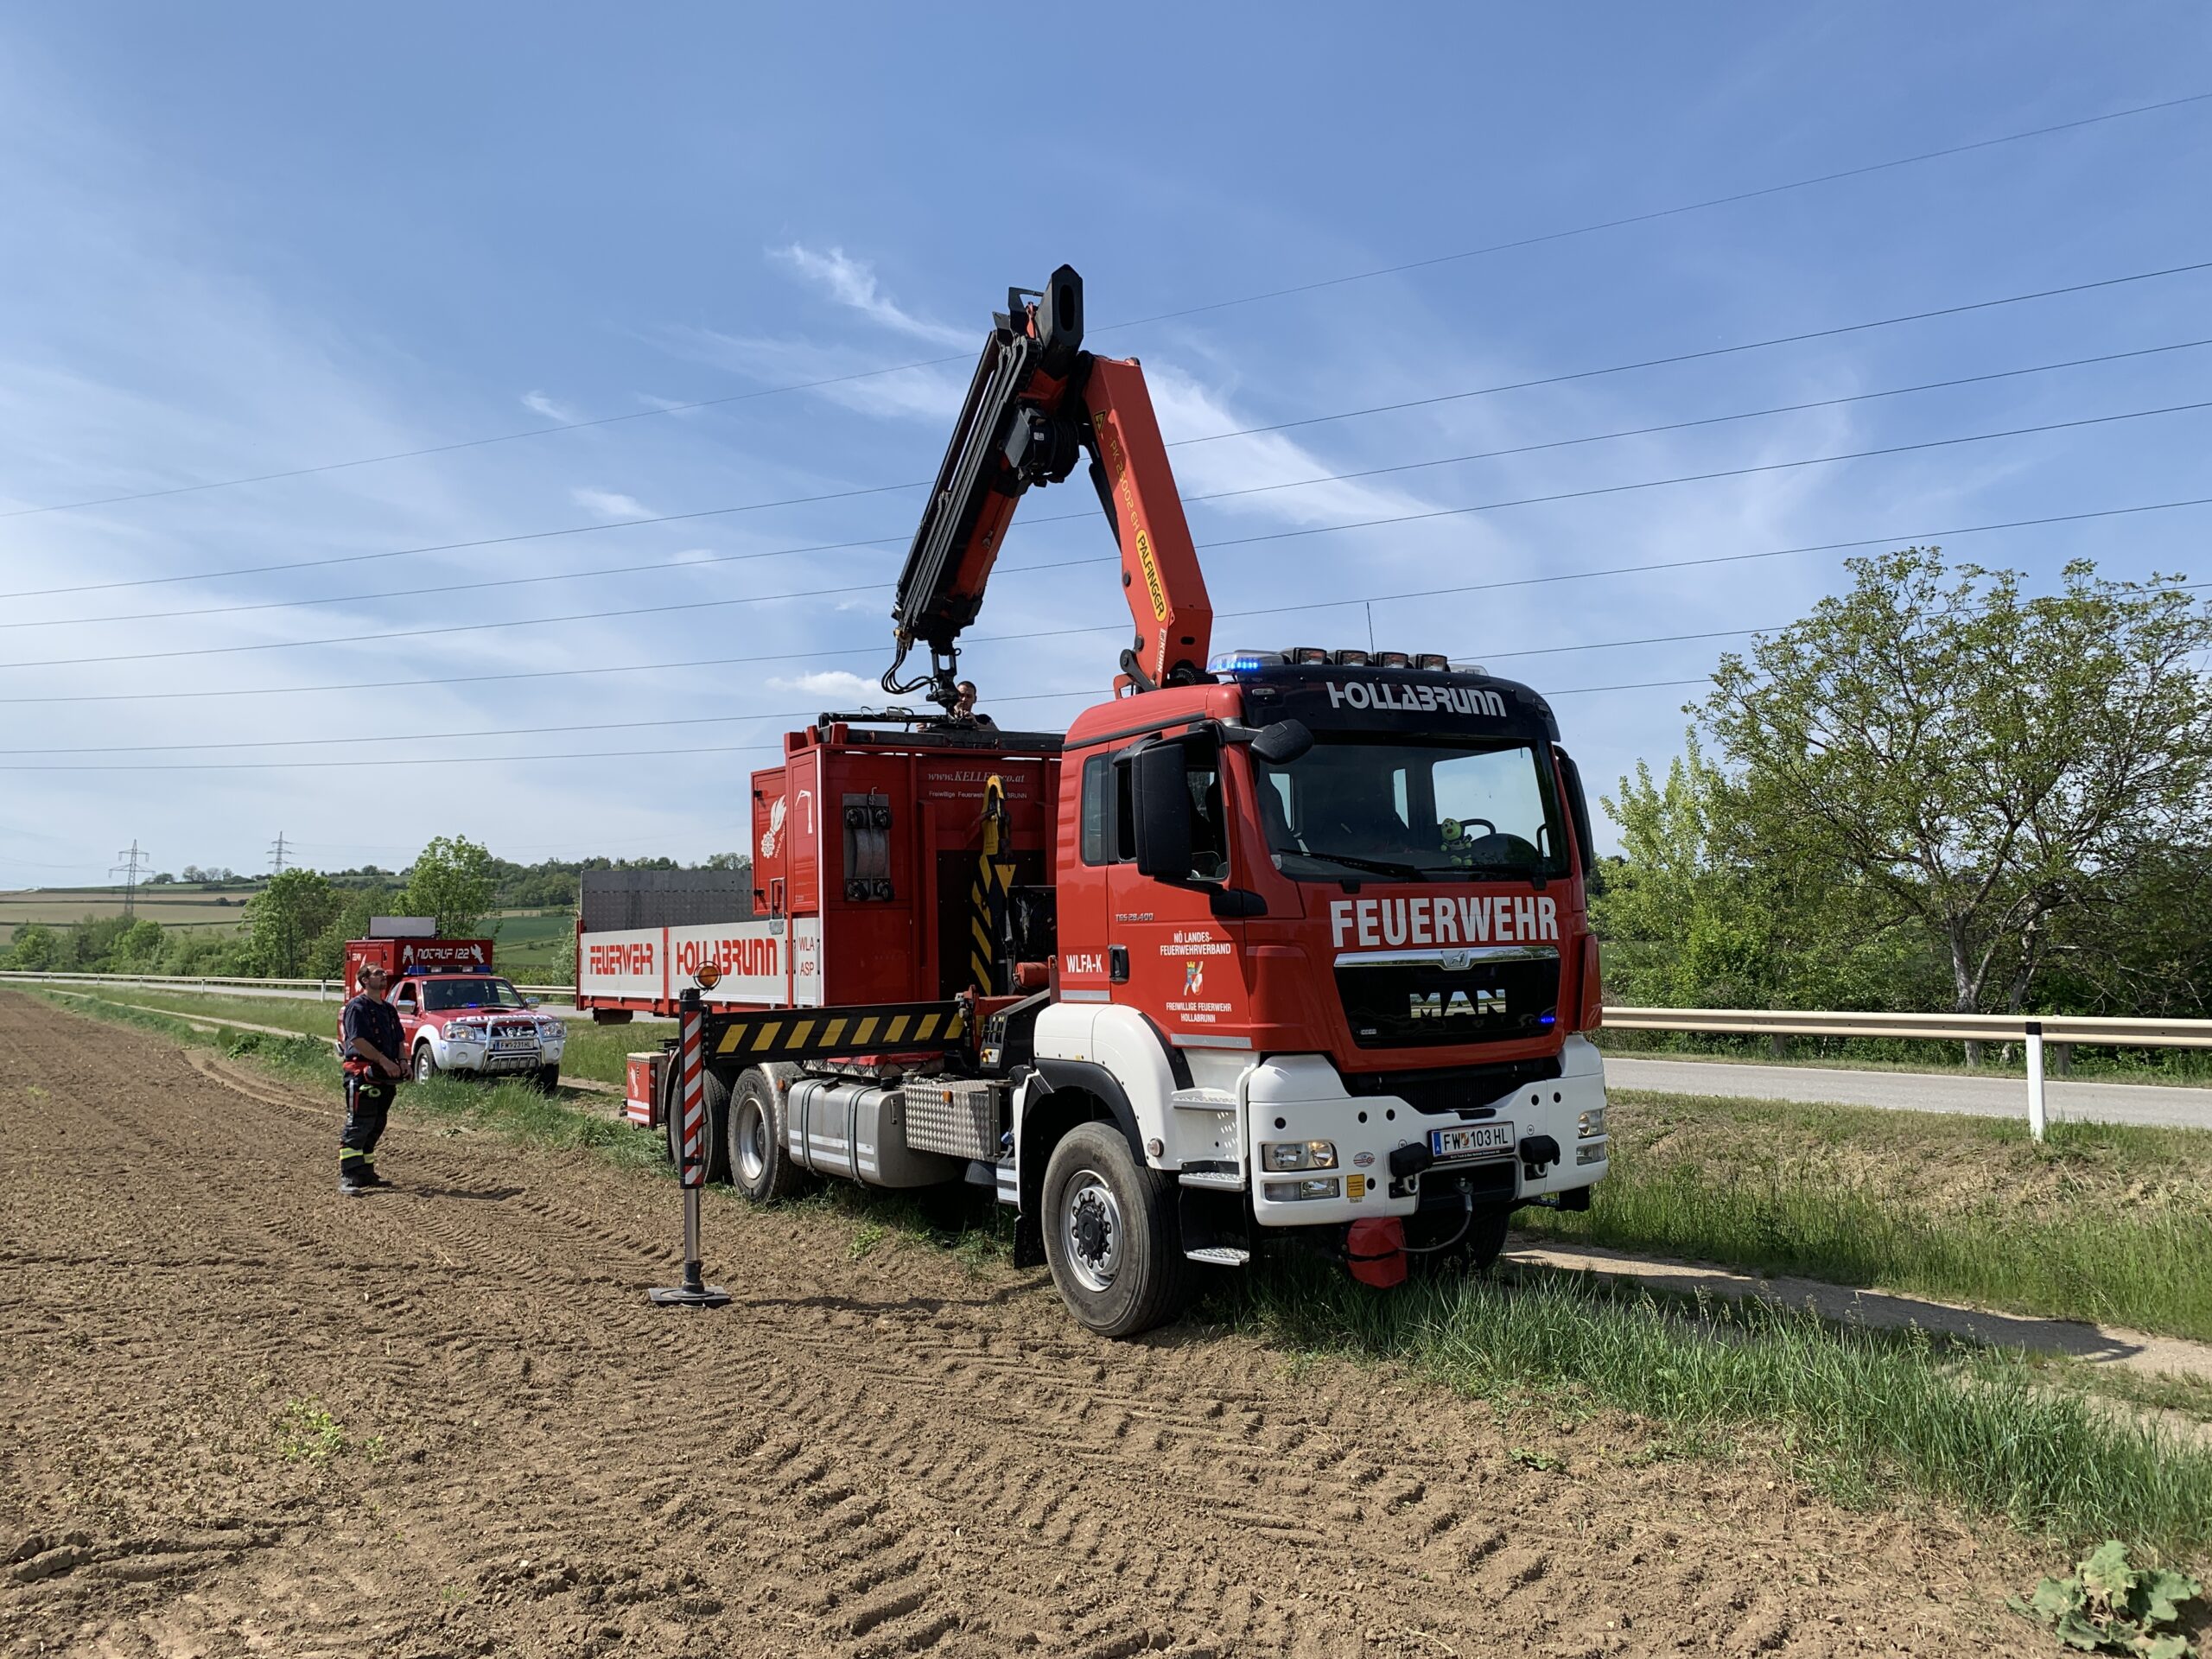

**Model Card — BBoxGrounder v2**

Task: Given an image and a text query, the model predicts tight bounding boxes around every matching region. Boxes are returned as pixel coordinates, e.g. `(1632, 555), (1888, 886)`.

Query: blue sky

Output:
(1, 4), (2208, 887)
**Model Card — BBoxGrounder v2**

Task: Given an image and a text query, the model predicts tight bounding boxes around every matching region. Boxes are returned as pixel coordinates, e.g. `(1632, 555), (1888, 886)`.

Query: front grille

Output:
(1335, 949), (1560, 1049)
(491, 1021), (534, 1040)
(1344, 1056), (1563, 1117)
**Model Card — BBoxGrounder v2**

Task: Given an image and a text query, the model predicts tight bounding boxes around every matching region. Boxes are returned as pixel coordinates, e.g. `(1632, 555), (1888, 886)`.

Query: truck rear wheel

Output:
(726, 1067), (806, 1203)
(660, 1060), (733, 1184)
(1041, 1122), (1188, 1339)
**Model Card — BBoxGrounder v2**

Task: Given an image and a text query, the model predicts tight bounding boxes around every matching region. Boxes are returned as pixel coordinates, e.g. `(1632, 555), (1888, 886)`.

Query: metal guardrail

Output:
(1603, 1006), (2212, 1138)
(0, 969), (574, 1001)
(8, 974), (2203, 1140)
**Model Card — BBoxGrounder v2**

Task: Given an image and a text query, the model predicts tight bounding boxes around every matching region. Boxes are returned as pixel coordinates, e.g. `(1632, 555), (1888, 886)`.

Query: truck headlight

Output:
(1261, 1176), (1342, 1202)
(1261, 1140), (1337, 1172)
(1577, 1108), (1606, 1140)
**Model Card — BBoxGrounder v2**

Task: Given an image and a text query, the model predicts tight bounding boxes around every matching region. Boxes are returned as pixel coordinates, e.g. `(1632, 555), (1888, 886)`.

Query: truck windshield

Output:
(1252, 736), (1569, 882)
(423, 977), (529, 1011)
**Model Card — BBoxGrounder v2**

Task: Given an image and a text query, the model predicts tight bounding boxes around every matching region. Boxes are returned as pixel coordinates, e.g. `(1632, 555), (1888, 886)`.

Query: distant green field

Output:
(493, 909), (573, 976)
(0, 884), (253, 933)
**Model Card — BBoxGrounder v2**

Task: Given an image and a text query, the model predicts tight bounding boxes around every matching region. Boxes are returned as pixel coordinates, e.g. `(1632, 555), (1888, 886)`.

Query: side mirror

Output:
(1249, 719), (1313, 766)
(524, 997), (540, 1007)
(1129, 743), (1193, 880)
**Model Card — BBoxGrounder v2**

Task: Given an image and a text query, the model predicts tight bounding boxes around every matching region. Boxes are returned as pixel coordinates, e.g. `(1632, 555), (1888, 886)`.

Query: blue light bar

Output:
(1206, 648), (1284, 674)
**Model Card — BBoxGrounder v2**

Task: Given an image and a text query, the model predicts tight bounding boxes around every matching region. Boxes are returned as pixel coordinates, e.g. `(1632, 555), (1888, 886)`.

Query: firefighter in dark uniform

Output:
(338, 964), (405, 1194)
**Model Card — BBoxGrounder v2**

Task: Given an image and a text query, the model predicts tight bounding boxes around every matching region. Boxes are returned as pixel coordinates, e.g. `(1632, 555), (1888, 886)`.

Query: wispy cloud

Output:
(770, 245), (971, 348)
(570, 486), (654, 519)
(521, 390), (575, 423)
(767, 668), (880, 702)
(664, 324), (968, 423)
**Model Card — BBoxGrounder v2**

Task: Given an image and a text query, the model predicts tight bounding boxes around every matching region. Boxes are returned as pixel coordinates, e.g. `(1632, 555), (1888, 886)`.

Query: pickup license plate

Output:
(1429, 1121), (1515, 1160)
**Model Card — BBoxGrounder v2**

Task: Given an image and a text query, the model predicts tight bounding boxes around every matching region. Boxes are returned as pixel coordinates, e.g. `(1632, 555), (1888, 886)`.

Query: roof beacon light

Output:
(1448, 658), (1489, 676)
(1207, 648), (1284, 675)
(1332, 648), (1371, 667)
(1373, 650), (1412, 669)
(694, 963), (722, 990)
(1414, 652), (1451, 671)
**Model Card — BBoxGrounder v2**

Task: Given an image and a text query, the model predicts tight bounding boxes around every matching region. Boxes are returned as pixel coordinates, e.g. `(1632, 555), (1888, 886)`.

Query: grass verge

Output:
(1518, 1092), (2212, 1342)
(1233, 1258), (2212, 1557)
(27, 987), (2212, 1557)
(30, 983), (646, 1087)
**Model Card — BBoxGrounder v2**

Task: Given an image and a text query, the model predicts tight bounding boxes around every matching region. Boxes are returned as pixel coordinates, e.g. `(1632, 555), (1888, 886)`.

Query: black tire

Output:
(725, 1067), (807, 1203)
(661, 1059), (733, 1184)
(412, 1043), (440, 1084)
(533, 1065), (561, 1094)
(1040, 1122), (1189, 1339)
(1408, 1198), (1513, 1277)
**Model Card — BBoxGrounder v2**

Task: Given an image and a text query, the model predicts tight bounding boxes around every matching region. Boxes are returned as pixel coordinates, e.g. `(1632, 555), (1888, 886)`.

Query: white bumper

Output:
(1242, 1035), (1608, 1230)
(432, 1023), (568, 1075)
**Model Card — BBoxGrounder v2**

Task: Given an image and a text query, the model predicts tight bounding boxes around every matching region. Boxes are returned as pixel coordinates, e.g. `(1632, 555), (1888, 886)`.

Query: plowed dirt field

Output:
(1, 990), (2031, 1656)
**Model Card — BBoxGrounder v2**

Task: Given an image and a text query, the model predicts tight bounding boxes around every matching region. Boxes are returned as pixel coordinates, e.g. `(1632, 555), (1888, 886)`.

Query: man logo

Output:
(1409, 988), (1505, 1020)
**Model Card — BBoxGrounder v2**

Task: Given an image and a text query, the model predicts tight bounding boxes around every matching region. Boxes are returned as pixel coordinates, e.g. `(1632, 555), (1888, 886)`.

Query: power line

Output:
(4, 563), (2205, 760)
(13, 335), (2205, 634)
(6, 89), (2204, 524)
(7, 254), (2210, 606)
(0, 677), (1726, 772)
(3, 493), (2202, 708)
(4, 397), (2204, 674)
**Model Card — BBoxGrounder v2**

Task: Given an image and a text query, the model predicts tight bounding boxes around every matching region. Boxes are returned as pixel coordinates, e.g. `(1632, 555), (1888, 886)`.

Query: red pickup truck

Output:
(340, 934), (568, 1090)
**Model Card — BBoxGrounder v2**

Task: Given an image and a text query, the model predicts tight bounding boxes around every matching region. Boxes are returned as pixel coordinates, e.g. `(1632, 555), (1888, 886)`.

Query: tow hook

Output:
(1386, 1140), (1433, 1200)
(1518, 1135), (1560, 1180)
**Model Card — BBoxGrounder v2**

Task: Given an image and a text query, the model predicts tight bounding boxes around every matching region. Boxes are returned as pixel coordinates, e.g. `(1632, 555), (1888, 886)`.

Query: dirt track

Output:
(0, 990), (2030, 1656)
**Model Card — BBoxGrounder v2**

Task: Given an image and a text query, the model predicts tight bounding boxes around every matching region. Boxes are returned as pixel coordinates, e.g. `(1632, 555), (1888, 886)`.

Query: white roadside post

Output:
(648, 976), (732, 1309)
(2024, 1018), (2047, 1142)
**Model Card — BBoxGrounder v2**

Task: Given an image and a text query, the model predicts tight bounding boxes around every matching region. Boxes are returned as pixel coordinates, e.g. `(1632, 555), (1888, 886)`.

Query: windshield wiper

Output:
(1291, 848), (1432, 880)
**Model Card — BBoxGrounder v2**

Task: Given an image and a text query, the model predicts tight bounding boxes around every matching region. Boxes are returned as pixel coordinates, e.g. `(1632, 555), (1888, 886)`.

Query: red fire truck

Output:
(575, 268), (1609, 1336)
(341, 925), (569, 1090)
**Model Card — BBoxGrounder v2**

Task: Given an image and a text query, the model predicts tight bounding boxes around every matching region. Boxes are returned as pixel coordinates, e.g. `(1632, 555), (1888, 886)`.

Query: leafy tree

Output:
(703, 852), (750, 871)
(245, 869), (340, 976)
(308, 885), (397, 978)
(401, 836), (496, 937)
(1700, 550), (2212, 1039)
(8, 922), (58, 969)
(116, 918), (163, 968)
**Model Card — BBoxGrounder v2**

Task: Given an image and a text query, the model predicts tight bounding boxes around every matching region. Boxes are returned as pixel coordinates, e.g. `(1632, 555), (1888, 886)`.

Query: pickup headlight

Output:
(537, 1020), (566, 1040)
(1261, 1140), (1337, 1173)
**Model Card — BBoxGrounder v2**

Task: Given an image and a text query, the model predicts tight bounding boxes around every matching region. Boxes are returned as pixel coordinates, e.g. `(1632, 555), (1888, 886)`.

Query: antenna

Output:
(111, 839), (149, 920)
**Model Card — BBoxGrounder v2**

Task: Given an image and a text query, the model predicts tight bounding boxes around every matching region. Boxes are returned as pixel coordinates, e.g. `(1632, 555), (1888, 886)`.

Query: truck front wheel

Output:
(726, 1068), (806, 1203)
(1040, 1122), (1188, 1339)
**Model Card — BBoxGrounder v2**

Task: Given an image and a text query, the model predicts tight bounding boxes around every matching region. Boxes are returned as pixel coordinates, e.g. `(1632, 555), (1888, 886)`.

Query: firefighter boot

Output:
(339, 1151), (370, 1196)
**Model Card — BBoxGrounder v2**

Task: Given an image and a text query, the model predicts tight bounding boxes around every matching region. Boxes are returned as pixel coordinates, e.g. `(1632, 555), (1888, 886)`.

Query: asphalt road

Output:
(1605, 1055), (2212, 1130)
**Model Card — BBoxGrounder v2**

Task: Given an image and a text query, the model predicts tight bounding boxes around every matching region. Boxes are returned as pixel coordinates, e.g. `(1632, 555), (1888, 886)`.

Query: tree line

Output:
(3, 842), (747, 978)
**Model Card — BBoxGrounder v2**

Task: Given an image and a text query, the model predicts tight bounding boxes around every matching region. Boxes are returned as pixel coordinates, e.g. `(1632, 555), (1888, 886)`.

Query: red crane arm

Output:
(883, 266), (1213, 711)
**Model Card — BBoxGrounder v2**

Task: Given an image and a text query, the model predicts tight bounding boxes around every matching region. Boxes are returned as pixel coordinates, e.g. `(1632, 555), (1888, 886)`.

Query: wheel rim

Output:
(415, 1049), (431, 1081)
(735, 1097), (768, 1185)
(1060, 1170), (1123, 1294)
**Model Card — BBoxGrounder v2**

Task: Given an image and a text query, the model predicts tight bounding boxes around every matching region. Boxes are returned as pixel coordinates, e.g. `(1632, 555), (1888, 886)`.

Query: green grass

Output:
(30, 987), (2212, 1559)
(1518, 1092), (2212, 1343)
(1232, 1258), (2212, 1556)
(35, 984), (656, 1090)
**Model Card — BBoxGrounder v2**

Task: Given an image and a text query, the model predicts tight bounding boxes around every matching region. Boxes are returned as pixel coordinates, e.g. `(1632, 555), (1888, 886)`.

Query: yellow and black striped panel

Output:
(705, 1001), (969, 1062)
